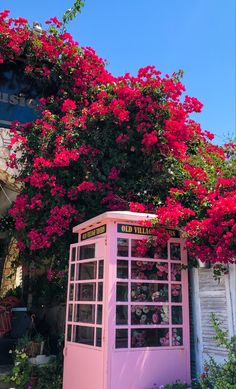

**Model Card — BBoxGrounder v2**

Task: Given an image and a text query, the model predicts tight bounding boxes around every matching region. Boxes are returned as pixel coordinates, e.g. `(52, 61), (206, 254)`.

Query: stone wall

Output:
(0, 127), (21, 296)
(0, 238), (20, 297)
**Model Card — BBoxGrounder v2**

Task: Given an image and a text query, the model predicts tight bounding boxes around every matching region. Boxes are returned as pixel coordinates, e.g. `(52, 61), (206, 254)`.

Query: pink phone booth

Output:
(63, 211), (191, 389)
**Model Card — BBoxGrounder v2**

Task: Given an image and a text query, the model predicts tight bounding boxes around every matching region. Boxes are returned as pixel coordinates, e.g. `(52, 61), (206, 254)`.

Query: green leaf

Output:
(62, 0), (85, 26)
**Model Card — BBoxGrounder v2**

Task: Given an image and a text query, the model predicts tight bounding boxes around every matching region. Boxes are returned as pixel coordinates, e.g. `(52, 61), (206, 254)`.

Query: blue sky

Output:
(1, 0), (235, 144)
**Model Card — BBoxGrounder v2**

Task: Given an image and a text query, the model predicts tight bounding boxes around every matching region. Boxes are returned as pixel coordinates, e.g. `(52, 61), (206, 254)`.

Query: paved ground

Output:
(0, 366), (13, 389)
(0, 366), (12, 374)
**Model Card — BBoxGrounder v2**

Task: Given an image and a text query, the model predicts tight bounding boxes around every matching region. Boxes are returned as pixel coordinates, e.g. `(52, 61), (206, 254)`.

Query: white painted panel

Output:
(198, 269), (229, 363)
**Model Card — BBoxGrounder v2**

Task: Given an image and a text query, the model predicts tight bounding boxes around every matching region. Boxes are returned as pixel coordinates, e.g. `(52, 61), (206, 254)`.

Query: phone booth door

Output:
(110, 236), (190, 389)
(63, 237), (106, 389)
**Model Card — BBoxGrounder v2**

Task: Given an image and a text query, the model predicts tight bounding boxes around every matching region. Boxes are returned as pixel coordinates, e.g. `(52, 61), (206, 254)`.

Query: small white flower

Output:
(140, 314), (147, 323)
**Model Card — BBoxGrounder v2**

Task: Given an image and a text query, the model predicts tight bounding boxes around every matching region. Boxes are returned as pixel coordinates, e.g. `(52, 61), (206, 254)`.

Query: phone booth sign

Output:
(63, 211), (191, 389)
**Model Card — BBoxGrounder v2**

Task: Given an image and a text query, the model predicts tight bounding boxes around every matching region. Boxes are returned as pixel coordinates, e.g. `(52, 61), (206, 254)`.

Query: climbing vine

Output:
(0, 10), (235, 284)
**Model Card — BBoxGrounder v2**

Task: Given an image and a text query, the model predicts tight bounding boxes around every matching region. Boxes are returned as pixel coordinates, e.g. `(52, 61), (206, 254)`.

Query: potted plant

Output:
(26, 333), (44, 358)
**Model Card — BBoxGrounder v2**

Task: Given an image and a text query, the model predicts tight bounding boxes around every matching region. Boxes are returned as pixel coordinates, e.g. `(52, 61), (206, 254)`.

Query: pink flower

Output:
(17, 240), (26, 252)
(141, 130), (158, 149)
(61, 99), (77, 113)
(47, 270), (54, 281)
(129, 202), (146, 213)
(152, 313), (159, 323)
(184, 95), (203, 113)
(116, 133), (129, 144)
(77, 181), (96, 191)
(108, 167), (120, 180)
(45, 16), (62, 28)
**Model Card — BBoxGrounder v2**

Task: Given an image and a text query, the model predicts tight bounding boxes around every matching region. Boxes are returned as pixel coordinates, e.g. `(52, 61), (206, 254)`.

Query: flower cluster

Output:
(131, 261), (168, 280)
(131, 305), (169, 325)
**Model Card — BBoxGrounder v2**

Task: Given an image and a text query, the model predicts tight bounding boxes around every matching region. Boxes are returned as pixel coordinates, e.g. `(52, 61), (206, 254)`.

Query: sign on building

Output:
(0, 61), (47, 127)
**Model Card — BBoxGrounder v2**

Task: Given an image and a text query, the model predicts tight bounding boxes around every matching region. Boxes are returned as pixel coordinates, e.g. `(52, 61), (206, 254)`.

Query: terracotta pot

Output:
(26, 341), (41, 357)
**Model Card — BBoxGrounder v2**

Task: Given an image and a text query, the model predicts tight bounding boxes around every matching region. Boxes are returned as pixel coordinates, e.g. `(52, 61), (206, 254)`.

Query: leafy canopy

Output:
(0, 10), (235, 278)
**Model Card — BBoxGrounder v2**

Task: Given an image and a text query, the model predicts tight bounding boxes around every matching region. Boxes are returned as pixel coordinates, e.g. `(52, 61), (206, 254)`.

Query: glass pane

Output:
(117, 260), (128, 279)
(154, 245), (168, 260)
(156, 262), (168, 280)
(131, 261), (168, 280)
(75, 304), (95, 323)
(171, 284), (182, 302)
(131, 283), (168, 302)
(116, 305), (128, 325)
(70, 264), (75, 281)
(97, 305), (103, 324)
(71, 247), (76, 262)
(159, 329), (170, 346)
(116, 282), (128, 301)
(172, 328), (183, 346)
(78, 262), (96, 280)
(68, 304), (73, 321)
(74, 326), (94, 346)
(116, 329), (128, 348)
(117, 238), (128, 257)
(172, 306), (183, 325)
(131, 305), (169, 325)
(98, 260), (104, 279)
(76, 283), (96, 301)
(131, 239), (154, 258)
(79, 244), (96, 260)
(98, 283), (103, 301)
(131, 240), (167, 259)
(96, 328), (102, 347)
(171, 264), (182, 281)
(131, 328), (169, 348)
(67, 325), (72, 341)
(69, 284), (74, 301)
(170, 243), (181, 261)
(131, 239), (140, 258)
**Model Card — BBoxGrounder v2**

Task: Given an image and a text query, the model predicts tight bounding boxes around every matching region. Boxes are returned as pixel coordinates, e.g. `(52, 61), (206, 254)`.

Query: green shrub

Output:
(149, 381), (201, 388)
(199, 314), (236, 389)
(1, 347), (35, 388)
(1, 335), (63, 388)
(36, 361), (63, 389)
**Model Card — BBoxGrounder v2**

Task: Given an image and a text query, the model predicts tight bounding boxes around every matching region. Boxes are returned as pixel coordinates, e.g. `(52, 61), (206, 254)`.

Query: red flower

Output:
(77, 181), (96, 192)
(141, 131), (158, 149)
(61, 99), (77, 113)
(129, 202), (146, 213)
(108, 167), (120, 180)
(45, 17), (62, 28)
(184, 95), (203, 113)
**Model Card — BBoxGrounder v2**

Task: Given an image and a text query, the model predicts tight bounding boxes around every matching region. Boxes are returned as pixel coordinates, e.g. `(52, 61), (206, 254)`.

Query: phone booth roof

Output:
(72, 211), (157, 234)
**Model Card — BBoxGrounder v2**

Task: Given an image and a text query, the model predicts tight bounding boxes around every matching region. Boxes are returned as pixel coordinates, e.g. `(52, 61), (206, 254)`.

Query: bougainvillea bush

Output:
(0, 10), (235, 296)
